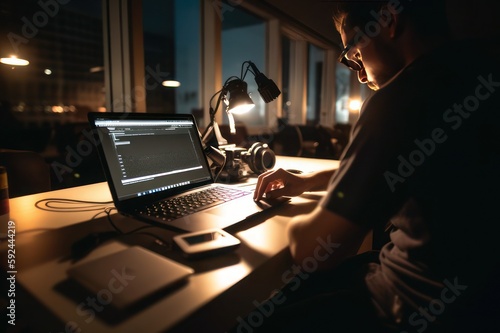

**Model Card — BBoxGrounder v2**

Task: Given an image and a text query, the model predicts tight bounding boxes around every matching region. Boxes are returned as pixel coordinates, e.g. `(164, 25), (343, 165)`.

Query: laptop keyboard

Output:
(139, 186), (251, 222)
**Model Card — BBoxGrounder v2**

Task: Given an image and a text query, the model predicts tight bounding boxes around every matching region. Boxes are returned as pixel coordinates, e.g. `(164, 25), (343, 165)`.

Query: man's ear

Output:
(379, 5), (400, 39)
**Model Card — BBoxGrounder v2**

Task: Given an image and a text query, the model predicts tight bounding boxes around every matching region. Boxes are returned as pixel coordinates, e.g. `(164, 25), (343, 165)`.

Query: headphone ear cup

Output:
(247, 142), (275, 174)
(246, 142), (259, 173)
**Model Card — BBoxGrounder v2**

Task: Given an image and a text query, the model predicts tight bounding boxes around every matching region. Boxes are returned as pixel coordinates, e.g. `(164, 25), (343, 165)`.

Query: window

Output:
(0, 0), (105, 189)
(142, 0), (201, 115)
(221, 5), (266, 127)
(0, 0), (104, 131)
(335, 66), (351, 124)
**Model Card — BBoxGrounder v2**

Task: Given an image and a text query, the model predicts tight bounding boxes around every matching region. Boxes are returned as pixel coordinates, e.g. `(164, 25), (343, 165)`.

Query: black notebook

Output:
(67, 246), (194, 309)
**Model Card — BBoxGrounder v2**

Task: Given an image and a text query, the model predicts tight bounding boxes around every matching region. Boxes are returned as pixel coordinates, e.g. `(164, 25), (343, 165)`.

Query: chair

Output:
(331, 123), (352, 158)
(52, 122), (106, 189)
(0, 149), (51, 198)
(272, 125), (304, 156)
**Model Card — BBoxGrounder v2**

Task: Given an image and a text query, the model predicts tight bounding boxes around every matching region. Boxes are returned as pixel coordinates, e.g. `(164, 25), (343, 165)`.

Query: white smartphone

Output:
(173, 228), (241, 257)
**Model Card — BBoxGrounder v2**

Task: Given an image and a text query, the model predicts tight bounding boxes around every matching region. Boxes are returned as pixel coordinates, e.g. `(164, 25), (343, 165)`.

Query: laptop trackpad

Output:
(206, 197), (288, 220)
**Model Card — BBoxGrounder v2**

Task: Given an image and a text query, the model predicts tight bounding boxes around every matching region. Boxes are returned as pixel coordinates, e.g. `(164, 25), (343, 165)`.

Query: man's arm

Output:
(287, 205), (369, 270)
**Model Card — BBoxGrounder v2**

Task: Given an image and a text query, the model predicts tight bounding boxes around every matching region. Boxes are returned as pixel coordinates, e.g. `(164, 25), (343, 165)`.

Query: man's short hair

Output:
(332, 0), (449, 37)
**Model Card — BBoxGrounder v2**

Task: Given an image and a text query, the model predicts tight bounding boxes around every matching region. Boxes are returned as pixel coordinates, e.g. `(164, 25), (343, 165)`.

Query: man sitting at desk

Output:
(250, 0), (500, 332)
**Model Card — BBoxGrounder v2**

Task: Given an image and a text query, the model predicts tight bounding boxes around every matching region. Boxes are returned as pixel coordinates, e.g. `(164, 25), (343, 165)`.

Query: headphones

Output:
(245, 142), (276, 174)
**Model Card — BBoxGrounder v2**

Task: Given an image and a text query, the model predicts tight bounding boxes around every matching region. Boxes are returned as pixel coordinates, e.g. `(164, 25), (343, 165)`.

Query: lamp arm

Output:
(241, 60), (262, 81)
(202, 86), (229, 147)
(224, 75), (240, 86)
(201, 122), (214, 145)
(247, 61), (260, 75)
(202, 87), (224, 140)
(227, 112), (236, 134)
(212, 121), (228, 146)
(209, 88), (225, 119)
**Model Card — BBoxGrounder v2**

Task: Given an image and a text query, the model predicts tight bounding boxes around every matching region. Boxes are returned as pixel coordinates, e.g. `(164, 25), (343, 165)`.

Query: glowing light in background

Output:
(0, 55), (29, 66)
(348, 99), (362, 111)
(162, 80), (181, 87)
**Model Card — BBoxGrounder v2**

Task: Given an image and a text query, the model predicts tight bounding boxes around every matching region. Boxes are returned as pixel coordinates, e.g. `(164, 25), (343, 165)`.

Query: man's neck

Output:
(399, 29), (448, 66)
(377, 32), (448, 90)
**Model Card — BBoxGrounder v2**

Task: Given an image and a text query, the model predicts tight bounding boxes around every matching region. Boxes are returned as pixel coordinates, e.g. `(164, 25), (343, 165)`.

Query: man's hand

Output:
(253, 168), (309, 201)
(253, 168), (337, 201)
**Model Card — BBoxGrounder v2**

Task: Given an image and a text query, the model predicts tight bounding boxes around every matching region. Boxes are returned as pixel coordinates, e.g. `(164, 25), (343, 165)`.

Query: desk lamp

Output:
(202, 61), (280, 143)
(201, 61), (281, 176)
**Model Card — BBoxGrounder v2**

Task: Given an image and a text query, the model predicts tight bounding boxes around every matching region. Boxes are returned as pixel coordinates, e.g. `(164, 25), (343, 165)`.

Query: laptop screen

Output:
(90, 114), (213, 202)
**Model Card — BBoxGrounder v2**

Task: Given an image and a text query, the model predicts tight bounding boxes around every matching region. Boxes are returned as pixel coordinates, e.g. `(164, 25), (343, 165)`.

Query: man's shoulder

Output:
(370, 39), (500, 116)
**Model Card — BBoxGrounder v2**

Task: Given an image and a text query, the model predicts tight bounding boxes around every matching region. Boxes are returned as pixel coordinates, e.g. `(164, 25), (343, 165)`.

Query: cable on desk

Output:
(101, 207), (138, 234)
(0, 202), (114, 241)
(34, 198), (114, 212)
(70, 207), (172, 260)
(102, 207), (172, 249)
(30, 199), (172, 258)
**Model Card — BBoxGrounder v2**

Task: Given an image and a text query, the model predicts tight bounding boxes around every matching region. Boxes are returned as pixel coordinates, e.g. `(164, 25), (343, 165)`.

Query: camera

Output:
(218, 142), (276, 182)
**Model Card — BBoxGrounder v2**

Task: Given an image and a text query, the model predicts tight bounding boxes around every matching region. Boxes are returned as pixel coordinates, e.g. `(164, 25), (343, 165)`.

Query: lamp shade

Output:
(226, 79), (255, 114)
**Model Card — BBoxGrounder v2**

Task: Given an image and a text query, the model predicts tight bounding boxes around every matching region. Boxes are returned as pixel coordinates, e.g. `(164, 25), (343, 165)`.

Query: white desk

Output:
(1, 156), (339, 333)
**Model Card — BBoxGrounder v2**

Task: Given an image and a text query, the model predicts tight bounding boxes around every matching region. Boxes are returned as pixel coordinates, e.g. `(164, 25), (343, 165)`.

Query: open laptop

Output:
(88, 112), (285, 232)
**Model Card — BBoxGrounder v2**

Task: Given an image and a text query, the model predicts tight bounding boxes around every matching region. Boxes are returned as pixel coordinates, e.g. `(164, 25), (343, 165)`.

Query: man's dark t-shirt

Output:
(321, 40), (500, 329)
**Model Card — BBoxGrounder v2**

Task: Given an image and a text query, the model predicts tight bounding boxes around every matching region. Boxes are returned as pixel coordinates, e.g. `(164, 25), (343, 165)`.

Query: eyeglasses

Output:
(338, 39), (363, 72)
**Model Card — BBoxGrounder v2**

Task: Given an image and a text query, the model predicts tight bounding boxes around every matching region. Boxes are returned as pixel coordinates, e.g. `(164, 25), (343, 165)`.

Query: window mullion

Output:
(267, 18), (282, 127)
(103, 0), (144, 113)
(320, 49), (336, 127)
(288, 39), (307, 125)
(201, 0), (222, 127)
